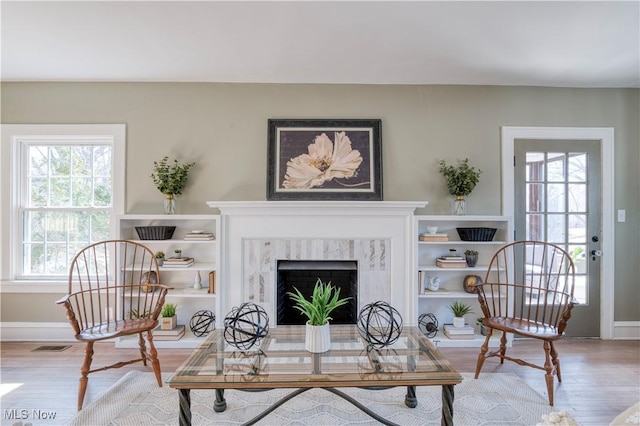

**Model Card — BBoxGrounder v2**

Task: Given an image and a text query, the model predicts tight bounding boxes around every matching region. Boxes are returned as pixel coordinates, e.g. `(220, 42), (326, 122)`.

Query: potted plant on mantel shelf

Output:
(155, 251), (165, 266)
(449, 301), (474, 328)
(161, 303), (177, 330)
(151, 156), (196, 215)
(287, 278), (351, 353)
(438, 158), (482, 215)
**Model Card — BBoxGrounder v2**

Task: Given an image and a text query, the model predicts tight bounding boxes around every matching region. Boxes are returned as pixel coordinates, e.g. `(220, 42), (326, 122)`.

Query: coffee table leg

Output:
(178, 389), (191, 426)
(404, 385), (417, 408)
(214, 389), (227, 412)
(441, 384), (454, 426)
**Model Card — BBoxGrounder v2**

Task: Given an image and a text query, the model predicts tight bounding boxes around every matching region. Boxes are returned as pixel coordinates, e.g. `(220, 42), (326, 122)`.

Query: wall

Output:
(1, 83), (638, 330)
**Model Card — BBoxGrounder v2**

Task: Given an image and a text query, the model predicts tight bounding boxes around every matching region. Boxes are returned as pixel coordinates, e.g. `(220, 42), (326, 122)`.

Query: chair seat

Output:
(485, 317), (563, 340)
(78, 318), (158, 341)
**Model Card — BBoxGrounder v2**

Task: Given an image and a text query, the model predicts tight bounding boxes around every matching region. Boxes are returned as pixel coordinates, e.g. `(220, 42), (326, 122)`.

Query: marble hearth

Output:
(207, 201), (426, 326)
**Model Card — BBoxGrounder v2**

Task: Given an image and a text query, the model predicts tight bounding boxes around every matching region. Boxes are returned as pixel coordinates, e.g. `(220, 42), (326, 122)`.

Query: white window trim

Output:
(1, 124), (126, 293)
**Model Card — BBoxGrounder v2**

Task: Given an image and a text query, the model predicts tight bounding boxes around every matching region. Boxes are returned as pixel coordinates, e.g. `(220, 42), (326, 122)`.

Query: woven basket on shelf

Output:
(135, 226), (176, 240)
(456, 227), (497, 241)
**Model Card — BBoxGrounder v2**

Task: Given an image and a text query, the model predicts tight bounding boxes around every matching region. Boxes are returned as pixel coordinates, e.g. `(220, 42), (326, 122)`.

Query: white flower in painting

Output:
(283, 132), (363, 189)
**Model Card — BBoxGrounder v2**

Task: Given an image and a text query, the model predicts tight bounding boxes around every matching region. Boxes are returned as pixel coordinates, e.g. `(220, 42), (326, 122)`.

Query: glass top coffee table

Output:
(169, 325), (462, 426)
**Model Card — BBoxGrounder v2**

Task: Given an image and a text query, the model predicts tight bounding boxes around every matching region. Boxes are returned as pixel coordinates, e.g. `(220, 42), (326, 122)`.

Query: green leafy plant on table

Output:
(287, 278), (351, 326)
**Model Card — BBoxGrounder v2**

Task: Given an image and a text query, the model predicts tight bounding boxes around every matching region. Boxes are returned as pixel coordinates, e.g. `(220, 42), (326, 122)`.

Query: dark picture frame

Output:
(267, 119), (382, 200)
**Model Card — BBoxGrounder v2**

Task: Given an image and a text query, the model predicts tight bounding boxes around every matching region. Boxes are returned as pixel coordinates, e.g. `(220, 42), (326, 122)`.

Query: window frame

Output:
(1, 124), (125, 293)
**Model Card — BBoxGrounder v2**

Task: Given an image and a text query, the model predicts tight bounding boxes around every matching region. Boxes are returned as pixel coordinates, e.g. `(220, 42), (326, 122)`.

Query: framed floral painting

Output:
(267, 119), (383, 200)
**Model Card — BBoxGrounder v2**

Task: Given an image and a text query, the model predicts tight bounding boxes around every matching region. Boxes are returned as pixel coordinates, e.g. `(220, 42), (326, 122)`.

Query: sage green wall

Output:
(1, 83), (638, 325)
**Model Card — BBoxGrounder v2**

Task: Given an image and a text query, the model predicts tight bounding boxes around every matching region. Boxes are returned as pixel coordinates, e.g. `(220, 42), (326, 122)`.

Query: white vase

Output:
(305, 322), (331, 353)
(453, 316), (466, 328)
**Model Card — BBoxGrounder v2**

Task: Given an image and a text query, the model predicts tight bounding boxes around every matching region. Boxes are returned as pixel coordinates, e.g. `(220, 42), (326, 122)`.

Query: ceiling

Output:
(2, 1), (639, 88)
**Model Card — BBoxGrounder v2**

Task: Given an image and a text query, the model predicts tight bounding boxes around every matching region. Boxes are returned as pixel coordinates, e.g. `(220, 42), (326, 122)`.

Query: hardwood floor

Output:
(1, 338), (638, 425)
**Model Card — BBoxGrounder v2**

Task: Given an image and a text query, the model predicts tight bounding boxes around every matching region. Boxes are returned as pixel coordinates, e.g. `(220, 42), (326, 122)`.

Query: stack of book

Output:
(419, 233), (449, 242)
(183, 232), (215, 241)
(443, 324), (475, 339)
(153, 324), (185, 341)
(163, 256), (194, 268)
(436, 256), (467, 268)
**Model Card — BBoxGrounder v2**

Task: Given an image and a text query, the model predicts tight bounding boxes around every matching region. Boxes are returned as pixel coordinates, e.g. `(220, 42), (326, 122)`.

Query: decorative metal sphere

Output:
(463, 275), (483, 294)
(357, 301), (403, 349)
(224, 302), (269, 350)
(189, 310), (216, 337)
(418, 313), (438, 338)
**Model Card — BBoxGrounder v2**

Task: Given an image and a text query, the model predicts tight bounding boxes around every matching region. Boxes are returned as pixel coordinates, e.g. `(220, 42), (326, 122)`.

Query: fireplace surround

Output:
(207, 201), (426, 326)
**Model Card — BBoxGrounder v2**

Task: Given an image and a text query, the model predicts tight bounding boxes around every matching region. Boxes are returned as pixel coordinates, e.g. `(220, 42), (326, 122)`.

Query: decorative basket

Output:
(456, 227), (497, 241)
(135, 226), (176, 240)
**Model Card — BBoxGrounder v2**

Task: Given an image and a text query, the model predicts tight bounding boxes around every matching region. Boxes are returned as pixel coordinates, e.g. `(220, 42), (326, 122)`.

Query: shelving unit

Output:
(415, 215), (513, 347)
(116, 214), (220, 348)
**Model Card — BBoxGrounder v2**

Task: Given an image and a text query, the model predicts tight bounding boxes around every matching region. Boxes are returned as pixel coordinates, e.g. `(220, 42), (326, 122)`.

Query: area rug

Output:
(610, 402), (640, 425)
(68, 371), (558, 425)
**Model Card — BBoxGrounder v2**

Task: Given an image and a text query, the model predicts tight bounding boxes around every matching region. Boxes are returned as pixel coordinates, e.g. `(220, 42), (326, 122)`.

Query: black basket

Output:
(135, 226), (176, 240)
(456, 227), (497, 241)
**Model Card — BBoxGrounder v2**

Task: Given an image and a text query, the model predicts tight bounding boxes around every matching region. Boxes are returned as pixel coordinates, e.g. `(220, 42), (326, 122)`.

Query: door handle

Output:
(591, 249), (602, 260)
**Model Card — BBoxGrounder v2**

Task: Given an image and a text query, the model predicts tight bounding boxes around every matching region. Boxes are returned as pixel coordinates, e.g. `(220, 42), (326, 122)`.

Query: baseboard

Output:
(613, 321), (640, 339)
(0, 322), (75, 341)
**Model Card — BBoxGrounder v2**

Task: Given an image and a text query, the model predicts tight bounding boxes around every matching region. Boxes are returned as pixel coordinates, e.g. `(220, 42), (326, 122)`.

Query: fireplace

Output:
(276, 260), (358, 325)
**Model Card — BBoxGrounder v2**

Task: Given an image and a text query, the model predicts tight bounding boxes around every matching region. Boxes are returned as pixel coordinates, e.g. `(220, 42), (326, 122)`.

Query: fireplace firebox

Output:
(276, 260), (358, 325)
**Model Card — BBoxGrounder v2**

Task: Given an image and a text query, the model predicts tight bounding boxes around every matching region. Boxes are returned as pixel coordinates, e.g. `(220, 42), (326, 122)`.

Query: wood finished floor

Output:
(1, 338), (638, 425)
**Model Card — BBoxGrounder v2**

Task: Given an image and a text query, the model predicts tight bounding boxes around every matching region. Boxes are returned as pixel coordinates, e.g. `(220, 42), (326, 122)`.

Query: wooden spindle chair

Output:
(56, 240), (171, 410)
(474, 240), (576, 406)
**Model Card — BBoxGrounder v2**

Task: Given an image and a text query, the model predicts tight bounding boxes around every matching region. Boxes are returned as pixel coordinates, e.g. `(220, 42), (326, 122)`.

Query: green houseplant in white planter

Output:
(287, 278), (351, 353)
(449, 301), (474, 328)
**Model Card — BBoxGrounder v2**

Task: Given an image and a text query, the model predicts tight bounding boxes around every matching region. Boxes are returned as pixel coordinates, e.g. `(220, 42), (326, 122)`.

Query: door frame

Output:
(501, 126), (615, 339)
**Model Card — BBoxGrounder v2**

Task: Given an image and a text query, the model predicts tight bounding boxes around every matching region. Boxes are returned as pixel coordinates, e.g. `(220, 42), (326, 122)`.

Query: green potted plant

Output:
(439, 158), (482, 215)
(155, 251), (165, 266)
(449, 301), (474, 328)
(464, 249), (478, 267)
(151, 156), (196, 214)
(161, 303), (177, 330)
(174, 249), (182, 259)
(287, 278), (351, 353)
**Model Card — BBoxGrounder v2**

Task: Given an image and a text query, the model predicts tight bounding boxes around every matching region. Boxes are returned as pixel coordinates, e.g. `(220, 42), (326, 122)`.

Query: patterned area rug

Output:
(68, 371), (557, 425)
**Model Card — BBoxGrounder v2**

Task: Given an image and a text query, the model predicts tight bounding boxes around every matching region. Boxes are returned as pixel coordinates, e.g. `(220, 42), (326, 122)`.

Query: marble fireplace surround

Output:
(207, 201), (426, 326)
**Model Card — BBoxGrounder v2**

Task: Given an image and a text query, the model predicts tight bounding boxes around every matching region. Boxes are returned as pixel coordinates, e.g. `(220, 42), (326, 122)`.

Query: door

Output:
(515, 139), (601, 337)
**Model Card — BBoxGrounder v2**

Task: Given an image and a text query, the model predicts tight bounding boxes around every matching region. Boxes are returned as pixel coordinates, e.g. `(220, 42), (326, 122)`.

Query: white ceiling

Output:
(2, 1), (639, 88)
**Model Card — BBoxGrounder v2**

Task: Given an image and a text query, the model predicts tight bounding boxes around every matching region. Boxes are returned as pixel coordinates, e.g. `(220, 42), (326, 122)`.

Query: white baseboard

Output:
(613, 321), (640, 340)
(0, 322), (75, 342)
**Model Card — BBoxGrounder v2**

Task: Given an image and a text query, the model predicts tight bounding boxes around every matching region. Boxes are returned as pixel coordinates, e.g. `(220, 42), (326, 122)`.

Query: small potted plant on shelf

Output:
(449, 301), (474, 328)
(161, 303), (177, 330)
(287, 278), (351, 353)
(438, 158), (482, 215)
(174, 249), (182, 259)
(464, 249), (478, 267)
(151, 156), (196, 214)
(155, 251), (165, 266)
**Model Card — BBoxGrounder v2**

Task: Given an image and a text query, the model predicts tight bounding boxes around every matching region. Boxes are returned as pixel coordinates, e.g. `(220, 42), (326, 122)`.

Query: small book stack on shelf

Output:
(436, 256), (467, 268)
(163, 257), (194, 268)
(419, 233), (449, 242)
(184, 231), (215, 241)
(153, 324), (185, 340)
(443, 324), (475, 340)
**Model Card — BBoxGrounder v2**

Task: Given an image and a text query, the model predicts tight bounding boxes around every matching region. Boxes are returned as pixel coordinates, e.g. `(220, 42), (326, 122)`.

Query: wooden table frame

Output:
(169, 325), (462, 426)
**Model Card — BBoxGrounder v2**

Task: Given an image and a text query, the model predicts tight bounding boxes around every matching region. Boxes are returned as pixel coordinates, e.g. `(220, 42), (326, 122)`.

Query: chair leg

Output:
(147, 331), (163, 387)
(543, 340), (555, 406)
(78, 341), (94, 411)
(474, 328), (493, 378)
(138, 333), (148, 366)
(499, 331), (508, 364)
(550, 341), (562, 382)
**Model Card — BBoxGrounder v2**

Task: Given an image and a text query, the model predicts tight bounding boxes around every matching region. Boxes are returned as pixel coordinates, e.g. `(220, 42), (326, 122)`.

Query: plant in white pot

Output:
(449, 301), (474, 328)
(287, 278), (351, 353)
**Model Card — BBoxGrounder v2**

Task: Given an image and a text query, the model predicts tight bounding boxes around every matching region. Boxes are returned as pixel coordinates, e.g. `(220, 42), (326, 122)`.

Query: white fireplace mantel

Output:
(207, 201), (427, 325)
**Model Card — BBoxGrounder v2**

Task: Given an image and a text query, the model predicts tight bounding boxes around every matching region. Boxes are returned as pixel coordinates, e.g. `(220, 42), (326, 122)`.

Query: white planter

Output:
(305, 322), (331, 353)
(453, 316), (466, 328)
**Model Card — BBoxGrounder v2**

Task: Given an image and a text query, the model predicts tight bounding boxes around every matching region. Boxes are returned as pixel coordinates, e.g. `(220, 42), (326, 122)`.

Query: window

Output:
(1, 125), (125, 288)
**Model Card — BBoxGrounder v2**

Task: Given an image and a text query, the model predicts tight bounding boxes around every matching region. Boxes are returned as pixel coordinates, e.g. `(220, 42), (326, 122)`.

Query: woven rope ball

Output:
(418, 312), (439, 338)
(223, 302), (269, 351)
(357, 301), (403, 349)
(189, 310), (216, 337)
